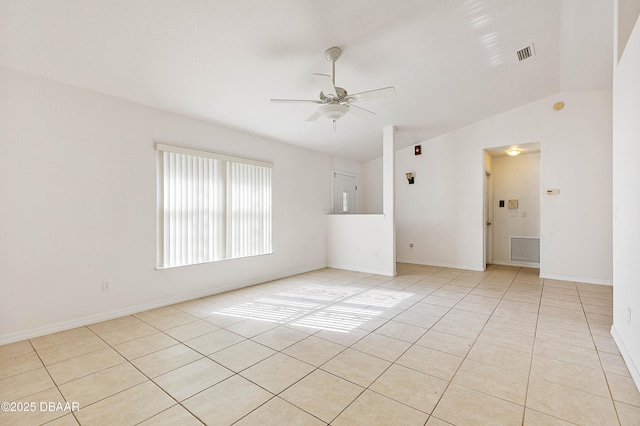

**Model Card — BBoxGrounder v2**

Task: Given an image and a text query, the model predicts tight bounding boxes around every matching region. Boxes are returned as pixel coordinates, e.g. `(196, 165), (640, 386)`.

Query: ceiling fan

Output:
(271, 47), (397, 127)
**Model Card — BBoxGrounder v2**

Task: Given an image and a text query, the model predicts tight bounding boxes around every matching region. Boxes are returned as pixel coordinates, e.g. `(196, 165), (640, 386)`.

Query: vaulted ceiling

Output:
(0, 0), (613, 162)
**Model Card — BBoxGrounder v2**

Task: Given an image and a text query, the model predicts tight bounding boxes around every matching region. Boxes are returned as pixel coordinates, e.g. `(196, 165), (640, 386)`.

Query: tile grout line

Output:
(48, 313), (230, 424)
(28, 324), (177, 425)
(388, 268), (530, 415)
(4, 266), (627, 426)
(124, 291), (333, 425)
(242, 268), (461, 424)
(528, 281), (620, 425)
(147, 311), (286, 425)
(80, 324), (191, 425)
(322, 272), (461, 424)
(576, 284), (623, 426)
(275, 271), (453, 424)
(322, 278), (454, 424)
(332, 267), (522, 421)
(25, 338), (78, 425)
(1, 267), (493, 425)
(222, 271), (443, 426)
(426, 266), (530, 420)
(179, 271), (431, 426)
(520, 275), (544, 426)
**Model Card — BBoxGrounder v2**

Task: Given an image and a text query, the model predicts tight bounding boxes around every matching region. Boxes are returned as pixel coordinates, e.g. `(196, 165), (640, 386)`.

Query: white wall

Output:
(491, 153), (541, 265)
(0, 67), (332, 344)
(327, 214), (393, 275)
(395, 90), (612, 284)
(327, 126), (396, 276)
(362, 156), (383, 214)
(612, 11), (640, 390)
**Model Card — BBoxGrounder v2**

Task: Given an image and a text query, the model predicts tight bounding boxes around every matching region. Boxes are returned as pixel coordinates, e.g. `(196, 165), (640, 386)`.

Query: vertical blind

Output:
(156, 143), (272, 268)
(228, 162), (272, 259)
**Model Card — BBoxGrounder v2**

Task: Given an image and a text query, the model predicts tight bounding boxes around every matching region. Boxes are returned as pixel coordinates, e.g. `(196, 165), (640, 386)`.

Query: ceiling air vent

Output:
(516, 44), (535, 62)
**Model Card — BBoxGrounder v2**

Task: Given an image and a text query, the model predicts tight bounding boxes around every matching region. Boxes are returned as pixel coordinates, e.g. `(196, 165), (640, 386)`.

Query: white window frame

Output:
(155, 142), (273, 269)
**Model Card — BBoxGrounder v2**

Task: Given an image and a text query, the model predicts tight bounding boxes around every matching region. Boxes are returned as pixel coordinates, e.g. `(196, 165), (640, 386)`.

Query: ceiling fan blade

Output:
(305, 110), (322, 122)
(347, 104), (376, 118)
(271, 99), (321, 103)
(349, 86), (397, 103)
(313, 73), (337, 98)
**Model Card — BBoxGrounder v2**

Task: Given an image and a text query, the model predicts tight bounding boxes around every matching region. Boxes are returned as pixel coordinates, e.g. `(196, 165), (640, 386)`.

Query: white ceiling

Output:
(0, 0), (613, 162)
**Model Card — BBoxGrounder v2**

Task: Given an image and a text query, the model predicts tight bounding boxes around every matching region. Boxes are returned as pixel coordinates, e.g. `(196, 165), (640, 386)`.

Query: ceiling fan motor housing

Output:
(321, 87), (348, 102)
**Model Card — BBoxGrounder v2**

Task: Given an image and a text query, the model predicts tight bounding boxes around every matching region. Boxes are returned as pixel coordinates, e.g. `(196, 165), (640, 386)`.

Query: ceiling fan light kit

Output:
(319, 103), (348, 121)
(271, 46), (396, 129)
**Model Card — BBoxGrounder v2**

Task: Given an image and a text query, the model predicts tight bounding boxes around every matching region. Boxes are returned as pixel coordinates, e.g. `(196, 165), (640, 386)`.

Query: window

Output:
(155, 143), (272, 268)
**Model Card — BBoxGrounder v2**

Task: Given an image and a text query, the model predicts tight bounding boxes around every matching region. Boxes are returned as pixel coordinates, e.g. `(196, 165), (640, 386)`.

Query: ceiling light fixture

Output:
(506, 149), (521, 156)
(319, 103), (348, 121)
(319, 103), (348, 131)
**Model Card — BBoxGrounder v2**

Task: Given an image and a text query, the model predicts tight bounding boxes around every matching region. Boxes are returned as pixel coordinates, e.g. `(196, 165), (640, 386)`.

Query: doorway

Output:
(333, 171), (357, 214)
(484, 142), (541, 268)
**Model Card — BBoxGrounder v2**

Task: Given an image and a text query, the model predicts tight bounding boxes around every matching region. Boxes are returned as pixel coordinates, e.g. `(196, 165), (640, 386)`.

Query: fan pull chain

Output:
(333, 119), (337, 131)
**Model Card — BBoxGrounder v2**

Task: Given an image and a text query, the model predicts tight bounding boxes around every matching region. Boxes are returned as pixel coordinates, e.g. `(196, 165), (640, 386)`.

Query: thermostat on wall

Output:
(508, 199), (518, 209)
(546, 189), (560, 195)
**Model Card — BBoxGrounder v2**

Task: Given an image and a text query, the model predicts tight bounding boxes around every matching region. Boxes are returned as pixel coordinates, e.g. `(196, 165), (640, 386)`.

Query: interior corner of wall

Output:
(610, 324), (640, 392)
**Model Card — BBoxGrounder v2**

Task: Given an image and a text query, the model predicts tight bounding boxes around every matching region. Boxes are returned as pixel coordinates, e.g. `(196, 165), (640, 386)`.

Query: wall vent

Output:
(510, 236), (540, 264)
(516, 44), (535, 61)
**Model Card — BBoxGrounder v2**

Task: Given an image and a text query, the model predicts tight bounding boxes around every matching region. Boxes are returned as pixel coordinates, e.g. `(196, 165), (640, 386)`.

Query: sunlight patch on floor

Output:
(211, 284), (413, 332)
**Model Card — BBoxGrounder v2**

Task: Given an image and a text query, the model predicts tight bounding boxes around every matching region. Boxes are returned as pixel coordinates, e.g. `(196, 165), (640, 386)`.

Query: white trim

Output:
(154, 142), (273, 168)
(0, 264), (326, 346)
(326, 262), (396, 277)
(396, 258), (485, 272)
(539, 272), (613, 286)
(611, 325), (640, 392)
(492, 260), (541, 268)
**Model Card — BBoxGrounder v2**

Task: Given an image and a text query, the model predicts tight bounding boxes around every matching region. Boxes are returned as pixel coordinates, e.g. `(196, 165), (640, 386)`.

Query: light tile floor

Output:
(1, 263), (639, 425)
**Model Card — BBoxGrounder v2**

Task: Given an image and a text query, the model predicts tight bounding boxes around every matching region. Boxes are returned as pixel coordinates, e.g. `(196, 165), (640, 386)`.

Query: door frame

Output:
(483, 142), (541, 269)
(484, 170), (494, 268)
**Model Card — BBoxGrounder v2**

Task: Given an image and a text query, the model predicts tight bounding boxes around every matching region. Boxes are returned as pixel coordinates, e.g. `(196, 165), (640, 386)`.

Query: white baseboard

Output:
(326, 262), (396, 277)
(396, 258), (484, 272)
(0, 263), (327, 346)
(539, 273), (612, 286)
(610, 325), (640, 392)
(491, 260), (540, 268)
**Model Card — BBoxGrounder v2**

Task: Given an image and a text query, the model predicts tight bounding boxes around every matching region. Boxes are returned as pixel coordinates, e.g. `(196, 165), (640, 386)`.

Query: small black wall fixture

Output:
(406, 172), (415, 184)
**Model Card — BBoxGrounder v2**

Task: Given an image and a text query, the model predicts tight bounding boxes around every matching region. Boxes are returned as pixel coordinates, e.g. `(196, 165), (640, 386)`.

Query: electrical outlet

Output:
(627, 307), (632, 324)
(102, 281), (112, 292)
